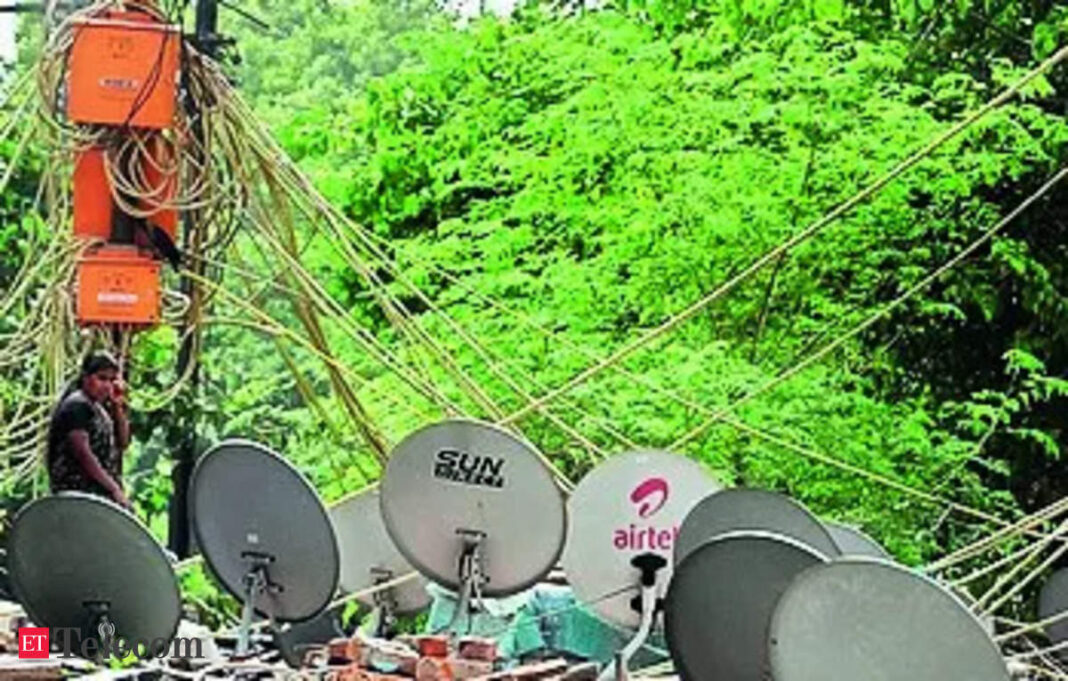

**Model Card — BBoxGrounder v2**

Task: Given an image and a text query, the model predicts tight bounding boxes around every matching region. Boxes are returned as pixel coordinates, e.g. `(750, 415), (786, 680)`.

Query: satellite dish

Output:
(674, 488), (840, 563)
(1039, 568), (1068, 660)
(561, 449), (721, 628)
(825, 522), (890, 559)
(380, 419), (565, 613)
(9, 493), (180, 654)
(329, 485), (430, 633)
(768, 558), (1009, 681)
(664, 531), (826, 681)
(951, 584), (995, 637)
(191, 440), (339, 653)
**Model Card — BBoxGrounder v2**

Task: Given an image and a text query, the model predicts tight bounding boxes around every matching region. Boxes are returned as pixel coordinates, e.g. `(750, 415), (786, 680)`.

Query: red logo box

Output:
(18, 628), (49, 659)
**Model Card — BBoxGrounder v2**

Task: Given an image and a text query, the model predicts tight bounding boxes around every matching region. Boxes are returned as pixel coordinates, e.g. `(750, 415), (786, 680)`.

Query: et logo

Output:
(18, 627), (49, 659)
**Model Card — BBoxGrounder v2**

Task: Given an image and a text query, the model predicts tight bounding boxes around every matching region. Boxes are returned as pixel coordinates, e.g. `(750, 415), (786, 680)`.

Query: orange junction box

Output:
(73, 141), (179, 244)
(67, 11), (181, 129)
(139, 135), (179, 241)
(73, 147), (112, 240)
(76, 247), (161, 326)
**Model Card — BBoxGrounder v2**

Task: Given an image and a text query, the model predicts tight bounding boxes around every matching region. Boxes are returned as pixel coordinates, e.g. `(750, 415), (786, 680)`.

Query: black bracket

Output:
(628, 552), (667, 614)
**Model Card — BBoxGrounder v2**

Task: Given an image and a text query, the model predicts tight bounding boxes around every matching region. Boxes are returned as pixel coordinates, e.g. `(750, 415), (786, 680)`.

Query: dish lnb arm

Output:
(605, 553), (668, 681)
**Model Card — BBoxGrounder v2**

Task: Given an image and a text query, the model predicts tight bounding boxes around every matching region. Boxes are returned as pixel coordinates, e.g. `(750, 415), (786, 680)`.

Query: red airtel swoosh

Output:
(631, 477), (669, 518)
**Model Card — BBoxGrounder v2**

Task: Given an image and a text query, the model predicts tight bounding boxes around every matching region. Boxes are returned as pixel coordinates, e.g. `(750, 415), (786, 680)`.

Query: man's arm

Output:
(67, 429), (128, 507)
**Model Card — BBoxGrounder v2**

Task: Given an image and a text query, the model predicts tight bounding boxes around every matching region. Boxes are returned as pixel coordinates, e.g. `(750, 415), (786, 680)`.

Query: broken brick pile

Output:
(319, 634), (598, 681)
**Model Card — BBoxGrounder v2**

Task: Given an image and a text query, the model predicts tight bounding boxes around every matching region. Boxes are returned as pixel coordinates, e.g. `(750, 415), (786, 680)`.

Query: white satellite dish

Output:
(562, 450), (722, 627)
(380, 419), (566, 631)
(329, 486), (430, 634)
(560, 450), (721, 679)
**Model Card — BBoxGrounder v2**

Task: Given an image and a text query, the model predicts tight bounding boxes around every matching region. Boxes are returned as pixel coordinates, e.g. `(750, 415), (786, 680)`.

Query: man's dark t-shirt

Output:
(46, 390), (120, 498)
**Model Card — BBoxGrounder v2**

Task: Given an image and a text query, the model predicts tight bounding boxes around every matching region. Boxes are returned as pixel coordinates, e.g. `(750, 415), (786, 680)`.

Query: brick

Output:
(474, 659), (569, 681)
(416, 656), (454, 681)
(457, 637), (497, 663)
(346, 636), (369, 666)
(366, 642), (420, 677)
(415, 635), (450, 658)
(329, 637), (355, 663)
(447, 656), (493, 679)
(328, 665), (373, 681)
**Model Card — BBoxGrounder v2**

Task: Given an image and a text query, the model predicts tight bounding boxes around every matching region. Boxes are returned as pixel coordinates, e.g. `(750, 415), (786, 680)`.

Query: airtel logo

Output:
(613, 477), (677, 552)
(630, 477), (669, 518)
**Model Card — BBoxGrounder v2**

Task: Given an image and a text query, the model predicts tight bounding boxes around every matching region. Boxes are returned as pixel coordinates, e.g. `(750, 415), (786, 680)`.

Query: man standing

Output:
(46, 351), (131, 508)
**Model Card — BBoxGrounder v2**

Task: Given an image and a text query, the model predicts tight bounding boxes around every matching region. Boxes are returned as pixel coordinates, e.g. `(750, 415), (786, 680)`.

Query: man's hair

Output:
(80, 351), (120, 378)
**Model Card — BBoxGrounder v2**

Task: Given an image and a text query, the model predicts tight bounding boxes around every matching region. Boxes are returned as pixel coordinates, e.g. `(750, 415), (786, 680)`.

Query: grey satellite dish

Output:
(9, 493), (180, 655)
(191, 439), (339, 654)
(562, 450), (721, 630)
(380, 419), (565, 629)
(768, 558), (1009, 681)
(674, 488), (840, 563)
(825, 521), (890, 559)
(944, 584), (995, 637)
(329, 485), (430, 634)
(664, 530), (827, 681)
(1038, 568), (1068, 659)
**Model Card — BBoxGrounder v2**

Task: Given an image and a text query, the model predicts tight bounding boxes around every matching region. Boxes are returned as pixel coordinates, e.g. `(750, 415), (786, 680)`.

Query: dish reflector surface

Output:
(380, 419), (566, 597)
(675, 488), (839, 563)
(191, 439), (339, 621)
(1038, 568), (1068, 659)
(664, 530), (826, 681)
(10, 493), (180, 647)
(825, 521), (890, 559)
(561, 449), (721, 628)
(768, 558), (1009, 681)
(330, 486), (430, 614)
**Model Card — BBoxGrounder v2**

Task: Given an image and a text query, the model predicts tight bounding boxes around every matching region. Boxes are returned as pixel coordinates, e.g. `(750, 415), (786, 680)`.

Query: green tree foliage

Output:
(205, 0), (1068, 568)
(231, 0), (439, 126)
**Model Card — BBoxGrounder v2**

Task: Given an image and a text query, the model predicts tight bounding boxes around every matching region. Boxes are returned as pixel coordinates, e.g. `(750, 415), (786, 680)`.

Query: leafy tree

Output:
(240, 2), (1068, 564)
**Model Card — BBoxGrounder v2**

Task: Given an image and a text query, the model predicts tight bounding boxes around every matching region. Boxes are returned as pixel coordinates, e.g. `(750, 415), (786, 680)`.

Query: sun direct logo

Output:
(612, 476), (678, 552)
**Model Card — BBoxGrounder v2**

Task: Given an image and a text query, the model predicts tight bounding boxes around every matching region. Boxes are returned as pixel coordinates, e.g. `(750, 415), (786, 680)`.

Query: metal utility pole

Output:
(194, 0), (216, 41)
(168, 0), (219, 558)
